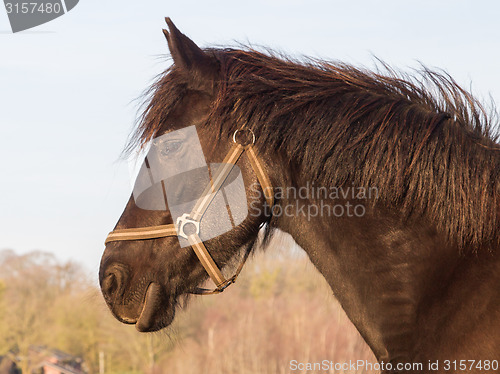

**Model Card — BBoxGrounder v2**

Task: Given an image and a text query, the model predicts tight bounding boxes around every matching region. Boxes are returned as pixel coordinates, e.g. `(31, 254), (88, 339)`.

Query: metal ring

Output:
(176, 213), (200, 240)
(232, 129), (256, 146)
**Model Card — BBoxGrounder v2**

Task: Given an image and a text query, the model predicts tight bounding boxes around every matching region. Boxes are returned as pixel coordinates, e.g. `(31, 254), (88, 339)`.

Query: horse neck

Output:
(414, 248), (500, 360)
(266, 157), (500, 365)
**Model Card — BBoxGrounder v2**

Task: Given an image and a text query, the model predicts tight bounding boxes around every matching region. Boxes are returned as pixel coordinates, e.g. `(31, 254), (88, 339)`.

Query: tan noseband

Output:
(105, 130), (274, 295)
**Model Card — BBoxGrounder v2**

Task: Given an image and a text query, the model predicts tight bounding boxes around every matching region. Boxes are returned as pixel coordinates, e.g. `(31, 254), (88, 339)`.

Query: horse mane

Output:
(131, 47), (500, 251)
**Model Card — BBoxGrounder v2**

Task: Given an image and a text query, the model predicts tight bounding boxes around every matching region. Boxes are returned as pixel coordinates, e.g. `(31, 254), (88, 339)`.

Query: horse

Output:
(99, 18), (500, 372)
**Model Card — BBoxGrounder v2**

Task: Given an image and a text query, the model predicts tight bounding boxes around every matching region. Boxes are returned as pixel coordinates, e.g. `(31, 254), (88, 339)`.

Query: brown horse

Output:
(100, 18), (500, 372)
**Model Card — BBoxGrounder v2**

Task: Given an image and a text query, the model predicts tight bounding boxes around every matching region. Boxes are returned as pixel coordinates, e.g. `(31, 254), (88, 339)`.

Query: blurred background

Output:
(1, 0), (499, 372)
(0, 239), (376, 373)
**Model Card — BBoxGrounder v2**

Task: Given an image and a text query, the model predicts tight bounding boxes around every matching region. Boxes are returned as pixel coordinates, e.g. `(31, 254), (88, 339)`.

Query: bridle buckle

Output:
(176, 213), (200, 239)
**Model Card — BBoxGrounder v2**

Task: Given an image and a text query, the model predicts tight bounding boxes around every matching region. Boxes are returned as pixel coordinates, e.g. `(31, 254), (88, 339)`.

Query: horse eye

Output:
(160, 141), (182, 157)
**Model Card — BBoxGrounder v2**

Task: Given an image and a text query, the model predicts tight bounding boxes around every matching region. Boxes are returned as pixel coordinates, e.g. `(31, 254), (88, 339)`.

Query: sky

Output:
(1, 0), (500, 279)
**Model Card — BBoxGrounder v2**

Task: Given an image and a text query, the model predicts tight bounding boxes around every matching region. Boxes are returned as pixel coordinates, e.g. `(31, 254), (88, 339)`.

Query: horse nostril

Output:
(100, 264), (129, 302)
(101, 273), (117, 300)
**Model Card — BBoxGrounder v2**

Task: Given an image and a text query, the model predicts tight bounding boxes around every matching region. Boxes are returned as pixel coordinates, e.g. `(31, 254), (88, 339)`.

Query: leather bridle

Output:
(104, 129), (274, 295)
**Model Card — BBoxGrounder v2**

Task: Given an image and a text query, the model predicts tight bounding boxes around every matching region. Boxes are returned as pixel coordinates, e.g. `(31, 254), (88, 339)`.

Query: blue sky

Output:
(1, 0), (499, 278)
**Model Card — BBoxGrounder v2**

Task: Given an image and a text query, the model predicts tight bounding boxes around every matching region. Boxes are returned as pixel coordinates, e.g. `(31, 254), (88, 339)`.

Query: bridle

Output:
(104, 129), (274, 295)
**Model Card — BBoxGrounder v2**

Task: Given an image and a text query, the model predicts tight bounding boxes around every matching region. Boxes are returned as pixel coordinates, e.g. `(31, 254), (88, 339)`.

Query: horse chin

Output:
(135, 282), (175, 332)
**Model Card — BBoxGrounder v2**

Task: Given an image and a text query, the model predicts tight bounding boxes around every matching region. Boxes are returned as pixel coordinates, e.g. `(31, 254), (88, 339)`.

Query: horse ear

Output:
(162, 18), (219, 93)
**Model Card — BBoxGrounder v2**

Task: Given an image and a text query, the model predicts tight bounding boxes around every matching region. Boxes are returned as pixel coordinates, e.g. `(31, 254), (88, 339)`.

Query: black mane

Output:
(133, 48), (500, 250)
